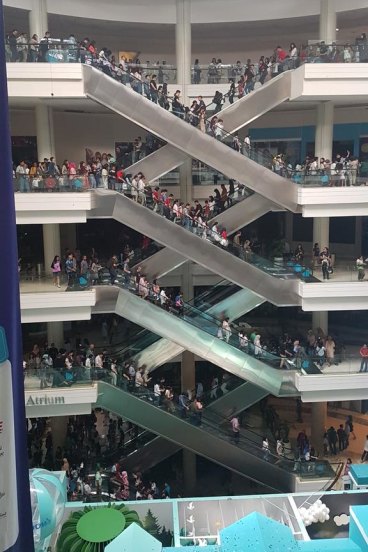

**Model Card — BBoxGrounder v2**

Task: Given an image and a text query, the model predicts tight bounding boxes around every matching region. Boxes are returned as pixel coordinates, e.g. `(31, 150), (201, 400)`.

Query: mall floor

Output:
(262, 396), (368, 484)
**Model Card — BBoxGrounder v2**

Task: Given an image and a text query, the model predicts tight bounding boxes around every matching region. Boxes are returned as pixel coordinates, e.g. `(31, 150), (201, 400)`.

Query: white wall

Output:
(5, 0), (368, 24)
(10, 109), (146, 161)
(10, 105), (368, 163)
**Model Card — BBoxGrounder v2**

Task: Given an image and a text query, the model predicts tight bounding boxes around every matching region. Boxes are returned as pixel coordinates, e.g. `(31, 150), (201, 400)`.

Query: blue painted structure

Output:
(107, 505), (368, 552)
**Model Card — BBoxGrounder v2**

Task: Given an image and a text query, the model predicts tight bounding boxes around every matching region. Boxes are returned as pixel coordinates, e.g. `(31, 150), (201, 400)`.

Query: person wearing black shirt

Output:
(39, 31), (51, 62)
(8, 29), (18, 62)
(172, 90), (184, 118)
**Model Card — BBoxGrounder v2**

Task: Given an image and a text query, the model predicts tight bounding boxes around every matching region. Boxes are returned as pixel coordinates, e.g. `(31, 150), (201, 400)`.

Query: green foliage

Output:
(143, 508), (161, 537)
(56, 503), (142, 552)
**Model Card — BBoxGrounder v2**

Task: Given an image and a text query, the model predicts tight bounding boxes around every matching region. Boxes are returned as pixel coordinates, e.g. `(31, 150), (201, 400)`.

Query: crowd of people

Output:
(27, 411), (175, 502)
(275, 151), (363, 186)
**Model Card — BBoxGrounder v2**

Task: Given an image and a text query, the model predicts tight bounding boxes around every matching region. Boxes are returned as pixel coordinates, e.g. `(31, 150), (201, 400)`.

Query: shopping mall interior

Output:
(3, 0), (368, 549)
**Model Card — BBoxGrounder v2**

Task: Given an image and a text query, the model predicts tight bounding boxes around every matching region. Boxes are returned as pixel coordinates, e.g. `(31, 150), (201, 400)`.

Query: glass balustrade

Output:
(97, 378), (337, 481)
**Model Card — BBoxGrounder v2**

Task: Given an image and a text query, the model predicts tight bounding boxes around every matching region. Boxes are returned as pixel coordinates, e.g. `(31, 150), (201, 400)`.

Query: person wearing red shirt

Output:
(276, 46), (287, 62)
(163, 194), (173, 219)
(116, 167), (124, 192)
(359, 344), (368, 372)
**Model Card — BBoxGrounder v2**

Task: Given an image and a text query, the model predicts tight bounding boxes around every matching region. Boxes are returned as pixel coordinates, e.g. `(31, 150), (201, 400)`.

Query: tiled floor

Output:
(20, 278), (68, 293)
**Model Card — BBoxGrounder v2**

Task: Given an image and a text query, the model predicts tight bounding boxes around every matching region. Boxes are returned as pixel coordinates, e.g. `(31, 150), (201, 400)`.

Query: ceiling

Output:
(4, 6), (368, 63)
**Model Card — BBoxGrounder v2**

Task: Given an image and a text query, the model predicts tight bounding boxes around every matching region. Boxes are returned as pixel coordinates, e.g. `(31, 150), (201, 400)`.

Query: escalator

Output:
(218, 71), (292, 132)
(126, 144), (187, 182)
(97, 377), (268, 474)
(131, 193), (277, 281)
(83, 65), (299, 211)
(101, 285), (296, 396)
(96, 381), (336, 492)
(91, 180), (277, 284)
(124, 284), (265, 371)
(117, 72), (292, 183)
(103, 190), (301, 306)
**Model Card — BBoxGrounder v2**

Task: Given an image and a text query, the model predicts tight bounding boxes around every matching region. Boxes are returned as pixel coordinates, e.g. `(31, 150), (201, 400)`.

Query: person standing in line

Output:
(359, 343), (368, 372)
(321, 252), (330, 280)
(222, 318), (231, 343)
(231, 415), (240, 444)
(262, 437), (270, 460)
(276, 439), (284, 457)
(356, 256), (367, 281)
(51, 255), (62, 288)
(327, 426), (338, 455)
(361, 435), (368, 462)
(325, 336), (336, 366)
(337, 424), (347, 451)
(346, 415), (356, 440)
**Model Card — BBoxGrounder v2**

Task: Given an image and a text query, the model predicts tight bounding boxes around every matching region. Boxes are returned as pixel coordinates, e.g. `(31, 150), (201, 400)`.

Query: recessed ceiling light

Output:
(336, 28), (340, 31)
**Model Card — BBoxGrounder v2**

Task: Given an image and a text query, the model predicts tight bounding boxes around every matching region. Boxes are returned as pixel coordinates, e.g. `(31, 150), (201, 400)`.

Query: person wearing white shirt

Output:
(262, 437), (270, 460)
(85, 355), (92, 381)
(215, 119), (225, 141)
(153, 382), (162, 405)
(243, 134), (251, 156)
(231, 416), (240, 444)
(137, 174), (146, 205)
(222, 318), (231, 343)
(95, 354), (103, 369)
(160, 289), (169, 308)
(128, 363), (136, 379)
(16, 161), (29, 192)
(101, 166), (108, 189)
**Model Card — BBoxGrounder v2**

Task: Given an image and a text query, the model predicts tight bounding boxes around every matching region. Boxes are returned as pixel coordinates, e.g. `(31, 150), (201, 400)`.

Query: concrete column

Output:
(46, 321), (64, 348)
(181, 260), (194, 301)
(315, 102), (334, 162)
(312, 311), (328, 335)
(313, 217), (329, 251)
(181, 350), (196, 393)
(176, 0), (191, 102)
(310, 402), (327, 455)
(50, 415), (68, 458)
(29, 0), (48, 40)
(179, 158), (193, 204)
(60, 223), (77, 256)
(35, 104), (55, 161)
(319, 0), (336, 44)
(43, 223), (61, 277)
(314, 101), (333, 256)
(182, 449), (196, 497)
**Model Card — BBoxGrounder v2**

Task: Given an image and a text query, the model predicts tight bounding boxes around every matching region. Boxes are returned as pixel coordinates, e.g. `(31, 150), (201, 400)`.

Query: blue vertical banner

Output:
(0, 2), (35, 551)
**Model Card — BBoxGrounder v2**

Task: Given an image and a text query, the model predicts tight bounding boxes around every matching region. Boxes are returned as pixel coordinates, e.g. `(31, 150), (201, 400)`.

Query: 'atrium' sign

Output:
(26, 395), (65, 406)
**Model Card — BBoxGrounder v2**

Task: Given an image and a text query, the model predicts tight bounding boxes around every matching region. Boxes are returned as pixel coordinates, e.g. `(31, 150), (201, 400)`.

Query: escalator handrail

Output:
(113, 178), (314, 282)
(87, 61), (276, 168)
(98, 377), (336, 481)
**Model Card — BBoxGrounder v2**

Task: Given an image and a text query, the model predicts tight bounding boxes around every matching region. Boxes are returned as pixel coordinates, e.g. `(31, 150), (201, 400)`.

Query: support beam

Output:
(60, 223), (77, 255)
(46, 321), (64, 348)
(313, 217), (329, 252)
(313, 101), (333, 255)
(179, 158), (193, 204)
(35, 104), (55, 161)
(176, 0), (191, 102)
(310, 402), (327, 455)
(29, 0), (48, 41)
(50, 415), (68, 459)
(315, 102), (334, 162)
(43, 223), (61, 277)
(319, 0), (336, 44)
(312, 311), (328, 336)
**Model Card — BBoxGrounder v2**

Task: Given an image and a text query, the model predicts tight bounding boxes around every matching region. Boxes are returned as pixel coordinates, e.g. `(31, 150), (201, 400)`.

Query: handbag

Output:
(327, 266), (334, 274)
